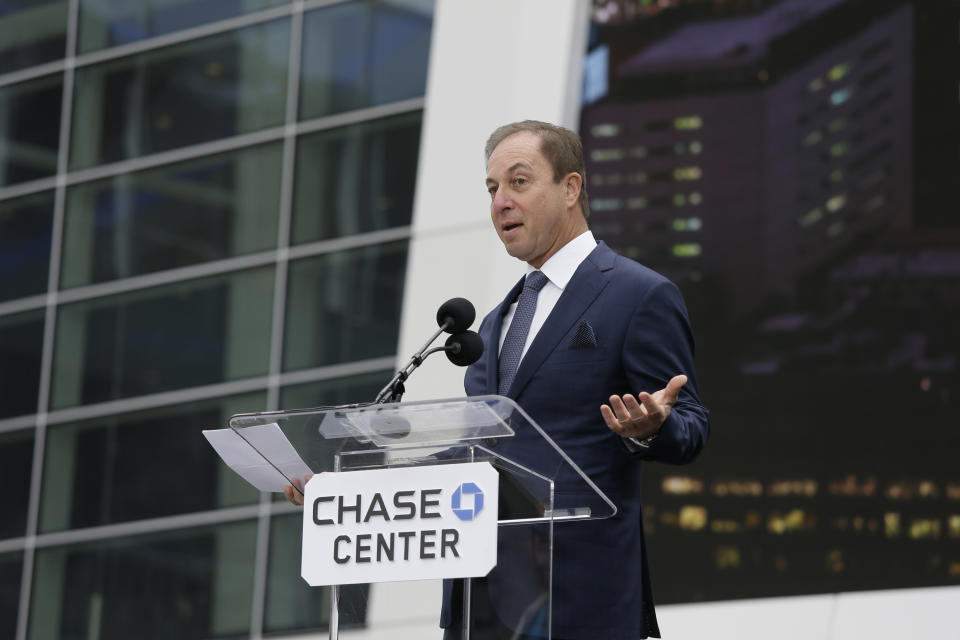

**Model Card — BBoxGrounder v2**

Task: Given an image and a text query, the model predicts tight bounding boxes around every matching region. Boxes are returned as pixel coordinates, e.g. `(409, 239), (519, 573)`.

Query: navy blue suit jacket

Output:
(446, 241), (709, 639)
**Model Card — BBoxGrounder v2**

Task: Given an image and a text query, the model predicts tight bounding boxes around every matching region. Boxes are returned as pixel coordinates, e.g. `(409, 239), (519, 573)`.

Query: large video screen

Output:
(581, 0), (960, 603)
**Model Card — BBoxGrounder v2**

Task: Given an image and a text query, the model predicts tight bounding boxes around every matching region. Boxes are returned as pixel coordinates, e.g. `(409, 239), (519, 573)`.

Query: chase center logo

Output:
(451, 482), (484, 521)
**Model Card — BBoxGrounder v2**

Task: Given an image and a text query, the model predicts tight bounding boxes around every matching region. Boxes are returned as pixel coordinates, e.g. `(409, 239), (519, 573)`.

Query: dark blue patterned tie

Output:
(498, 270), (549, 395)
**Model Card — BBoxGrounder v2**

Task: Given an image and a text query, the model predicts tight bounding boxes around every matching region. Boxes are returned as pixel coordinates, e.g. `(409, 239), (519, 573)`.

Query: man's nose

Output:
(492, 187), (512, 212)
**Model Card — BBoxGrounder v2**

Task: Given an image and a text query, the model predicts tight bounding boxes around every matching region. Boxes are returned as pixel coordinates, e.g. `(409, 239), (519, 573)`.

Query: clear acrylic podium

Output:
(228, 395), (616, 639)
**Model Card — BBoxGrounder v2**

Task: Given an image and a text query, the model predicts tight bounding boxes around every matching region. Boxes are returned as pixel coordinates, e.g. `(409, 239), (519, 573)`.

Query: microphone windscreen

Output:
(445, 331), (484, 366)
(436, 297), (476, 333)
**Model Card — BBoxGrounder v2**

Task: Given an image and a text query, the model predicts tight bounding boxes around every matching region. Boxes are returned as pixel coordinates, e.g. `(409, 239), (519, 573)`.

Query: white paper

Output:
(203, 423), (314, 492)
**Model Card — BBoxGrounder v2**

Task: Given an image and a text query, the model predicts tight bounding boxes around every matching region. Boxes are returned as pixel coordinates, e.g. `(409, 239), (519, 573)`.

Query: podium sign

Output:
(302, 462), (499, 586)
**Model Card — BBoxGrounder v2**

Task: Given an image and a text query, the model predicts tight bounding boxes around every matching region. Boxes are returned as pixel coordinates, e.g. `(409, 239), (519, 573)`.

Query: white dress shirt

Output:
(498, 230), (597, 360)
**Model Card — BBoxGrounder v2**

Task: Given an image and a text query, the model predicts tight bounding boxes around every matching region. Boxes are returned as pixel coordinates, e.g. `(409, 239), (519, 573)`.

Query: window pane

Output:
(29, 521), (257, 640)
(78, 0), (289, 54)
(0, 190), (54, 302)
(0, 74), (63, 188)
(0, 1), (67, 75)
(40, 394), (262, 534)
(264, 513), (369, 634)
(70, 19), (289, 170)
(0, 552), (23, 639)
(51, 266), (274, 409)
(0, 429), (34, 539)
(299, 0), (433, 119)
(291, 112), (421, 244)
(62, 143), (282, 288)
(0, 310), (44, 419)
(283, 241), (407, 371)
(279, 370), (391, 409)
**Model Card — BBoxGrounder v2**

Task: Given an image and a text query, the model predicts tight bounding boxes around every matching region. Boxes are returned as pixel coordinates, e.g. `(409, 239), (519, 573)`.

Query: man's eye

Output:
(487, 186), (497, 197)
(513, 177), (527, 187)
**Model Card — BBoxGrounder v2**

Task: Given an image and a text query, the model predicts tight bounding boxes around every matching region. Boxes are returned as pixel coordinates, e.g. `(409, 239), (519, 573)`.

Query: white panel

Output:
(656, 594), (835, 640)
(396, 0), (591, 402)
(832, 586), (960, 640)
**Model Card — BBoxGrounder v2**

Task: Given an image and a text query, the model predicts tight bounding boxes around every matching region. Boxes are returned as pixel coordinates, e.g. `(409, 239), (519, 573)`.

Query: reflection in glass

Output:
(40, 393), (262, 533)
(0, 190), (54, 302)
(77, 0), (288, 54)
(0, 74), (63, 188)
(0, 1), (67, 75)
(0, 552), (23, 640)
(51, 266), (274, 409)
(0, 430), (34, 540)
(264, 513), (368, 634)
(292, 112), (421, 244)
(283, 241), (407, 371)
(62, 142), (282, 288)
(299, 0), (432, 120)
(29, 521), (257, 640)
(279, 370), (391, 409)
(0, 310), (44, 419)
(70, 19), (289, 170)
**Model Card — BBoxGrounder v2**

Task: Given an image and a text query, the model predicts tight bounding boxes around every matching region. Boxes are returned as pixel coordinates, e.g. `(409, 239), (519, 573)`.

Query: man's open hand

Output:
(601, 374), (687, 440)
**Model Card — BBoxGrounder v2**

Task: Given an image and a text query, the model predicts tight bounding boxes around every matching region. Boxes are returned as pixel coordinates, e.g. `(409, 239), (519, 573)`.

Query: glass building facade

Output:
(0, 1), (434, 637)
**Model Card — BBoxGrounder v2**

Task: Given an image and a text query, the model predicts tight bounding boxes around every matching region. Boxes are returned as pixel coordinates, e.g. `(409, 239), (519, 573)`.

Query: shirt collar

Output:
(526, 230), (597, 290)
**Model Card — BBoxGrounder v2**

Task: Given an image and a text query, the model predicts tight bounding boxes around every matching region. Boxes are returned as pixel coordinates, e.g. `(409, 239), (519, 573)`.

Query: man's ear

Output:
(564, 172), (582, 206)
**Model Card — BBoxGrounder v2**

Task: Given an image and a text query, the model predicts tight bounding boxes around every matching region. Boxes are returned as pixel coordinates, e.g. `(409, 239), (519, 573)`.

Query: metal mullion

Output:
(43, 376), (272, 427)
(275, 356), (397, 388)
(62, 125), (286, 188)
(0, 295), (48, 318)
(0, 537), (27, 555)
(55, 250), (279, 305)
(0, 415), (38, 435)
(71, 4), (295, 70)
(0, 176), (58, 203)
(33, 353), (394, 432)
(0, 61), (66, 90)
(2, 357), (396, 445)
(252, 1), (307, 636)
(0, 98), (424, 205)
(286, 226), (413, 261)
(0, 226), (412, 321)
(15, 0), (79, 634)
(0, 1), (354, 90)
(31, 504), (264, 550)
(2, 499), (301, 555)
(294, 96), (426, 137)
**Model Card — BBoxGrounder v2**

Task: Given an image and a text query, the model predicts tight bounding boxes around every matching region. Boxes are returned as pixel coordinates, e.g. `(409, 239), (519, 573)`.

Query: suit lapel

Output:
(506, 242), (615, 398)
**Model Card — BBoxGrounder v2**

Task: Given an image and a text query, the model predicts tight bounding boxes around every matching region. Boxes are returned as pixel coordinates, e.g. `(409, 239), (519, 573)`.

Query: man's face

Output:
(485, 131), (582, 268)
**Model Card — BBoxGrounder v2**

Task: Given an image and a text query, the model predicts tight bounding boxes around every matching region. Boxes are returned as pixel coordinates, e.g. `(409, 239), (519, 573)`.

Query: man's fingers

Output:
(608, 394), (631, 422)
(638, 392), (663, 421)
(622, 394), (647, 417)
(284, 474), (315, 507)
(600, 404), (624, 433)
(665, 374), (688, 403)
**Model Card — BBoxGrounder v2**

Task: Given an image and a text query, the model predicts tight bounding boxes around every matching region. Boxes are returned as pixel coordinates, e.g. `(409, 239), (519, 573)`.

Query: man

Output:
(443, 120), (710, 639)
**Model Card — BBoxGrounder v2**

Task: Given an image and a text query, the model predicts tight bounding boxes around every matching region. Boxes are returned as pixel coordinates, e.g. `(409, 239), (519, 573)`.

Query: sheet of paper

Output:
(203, 423), (313, 492)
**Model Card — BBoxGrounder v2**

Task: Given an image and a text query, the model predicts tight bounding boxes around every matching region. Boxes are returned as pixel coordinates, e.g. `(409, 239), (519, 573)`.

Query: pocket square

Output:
(571, 321), (599, 349)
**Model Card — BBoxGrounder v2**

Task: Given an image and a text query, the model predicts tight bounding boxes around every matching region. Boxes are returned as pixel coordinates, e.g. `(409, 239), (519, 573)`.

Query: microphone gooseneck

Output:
(375, 298), (483, 403)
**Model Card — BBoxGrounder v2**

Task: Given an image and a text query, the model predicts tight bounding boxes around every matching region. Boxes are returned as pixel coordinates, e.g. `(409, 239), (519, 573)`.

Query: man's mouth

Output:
(502, 222), (523, 232)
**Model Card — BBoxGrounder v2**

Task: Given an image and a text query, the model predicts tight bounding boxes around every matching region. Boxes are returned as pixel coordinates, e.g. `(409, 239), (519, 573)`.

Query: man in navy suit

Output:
(443, 121), (710, 639)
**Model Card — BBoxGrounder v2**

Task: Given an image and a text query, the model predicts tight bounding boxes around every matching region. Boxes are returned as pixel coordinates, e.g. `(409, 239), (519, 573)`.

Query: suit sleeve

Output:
(621, 278), (710, 464)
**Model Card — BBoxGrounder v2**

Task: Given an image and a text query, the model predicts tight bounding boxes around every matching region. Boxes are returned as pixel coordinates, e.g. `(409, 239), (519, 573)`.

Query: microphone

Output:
(444, 331), (484, 366)
(436, 298), (475, 334)
(374, 298), (484, 403)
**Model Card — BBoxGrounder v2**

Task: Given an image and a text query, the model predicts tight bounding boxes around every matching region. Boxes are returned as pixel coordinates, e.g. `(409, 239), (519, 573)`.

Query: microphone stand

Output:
(374, 318), (454, 403)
